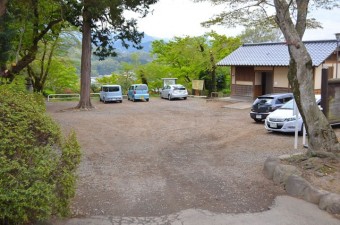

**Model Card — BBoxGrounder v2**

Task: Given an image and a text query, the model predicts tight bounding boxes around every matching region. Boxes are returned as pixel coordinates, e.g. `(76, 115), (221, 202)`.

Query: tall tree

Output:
(63, 0), (158, 109)
(195, 0), (340, 155)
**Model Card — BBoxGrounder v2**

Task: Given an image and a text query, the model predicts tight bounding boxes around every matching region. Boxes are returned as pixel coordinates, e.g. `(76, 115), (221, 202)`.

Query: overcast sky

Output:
(130, 0), (340, 41)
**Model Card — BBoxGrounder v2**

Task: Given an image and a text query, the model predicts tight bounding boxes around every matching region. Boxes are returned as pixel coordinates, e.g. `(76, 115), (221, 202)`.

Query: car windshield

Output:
(280, 99), (294, 109)
(136, 85), (147, 90)
(254, 97), (273, 105)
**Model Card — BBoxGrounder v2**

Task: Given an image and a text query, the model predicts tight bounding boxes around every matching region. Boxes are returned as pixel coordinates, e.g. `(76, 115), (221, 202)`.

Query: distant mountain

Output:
(66, 32), (163, 76)
(113, 33), (156, 53)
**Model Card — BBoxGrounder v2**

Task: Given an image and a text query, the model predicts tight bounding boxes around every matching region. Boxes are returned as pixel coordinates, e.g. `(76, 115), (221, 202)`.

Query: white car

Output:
(265, 95), (321, 134)
(160, 84), (188, 100)
(99, 85), (123, 103)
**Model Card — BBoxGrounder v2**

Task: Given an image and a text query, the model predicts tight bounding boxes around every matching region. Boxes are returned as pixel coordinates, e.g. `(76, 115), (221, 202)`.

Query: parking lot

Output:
(47, 97), (315, 217)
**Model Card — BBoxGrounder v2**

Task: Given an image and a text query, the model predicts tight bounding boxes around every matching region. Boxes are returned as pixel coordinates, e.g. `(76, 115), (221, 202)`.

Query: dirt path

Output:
(47, 97), (312, 218)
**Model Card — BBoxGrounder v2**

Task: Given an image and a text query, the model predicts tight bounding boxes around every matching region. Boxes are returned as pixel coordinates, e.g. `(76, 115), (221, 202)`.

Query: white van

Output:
(99, 85), (123, 103)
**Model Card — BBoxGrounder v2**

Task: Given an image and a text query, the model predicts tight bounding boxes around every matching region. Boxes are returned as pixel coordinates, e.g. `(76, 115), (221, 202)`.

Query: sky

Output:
(128, 0), (340, 41)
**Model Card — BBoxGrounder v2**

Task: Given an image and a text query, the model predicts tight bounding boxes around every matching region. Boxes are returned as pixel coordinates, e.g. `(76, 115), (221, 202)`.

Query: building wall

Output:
(273, 67), (289, 88)
(232, 66), (254, 97)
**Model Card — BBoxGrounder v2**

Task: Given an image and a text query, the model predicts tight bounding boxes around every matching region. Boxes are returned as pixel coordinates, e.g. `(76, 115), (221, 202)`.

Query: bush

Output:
(0, 84), (81, 224)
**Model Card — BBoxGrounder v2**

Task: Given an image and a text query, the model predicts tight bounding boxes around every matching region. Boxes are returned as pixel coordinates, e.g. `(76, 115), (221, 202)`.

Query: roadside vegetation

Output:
(0, 80), (81, 224)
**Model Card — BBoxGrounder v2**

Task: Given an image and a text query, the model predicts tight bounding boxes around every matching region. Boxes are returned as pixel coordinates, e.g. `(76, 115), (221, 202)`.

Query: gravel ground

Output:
(46, 97), (318, 218)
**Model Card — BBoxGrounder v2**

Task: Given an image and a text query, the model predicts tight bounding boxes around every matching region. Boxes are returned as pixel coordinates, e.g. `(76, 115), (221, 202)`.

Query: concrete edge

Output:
(263, 155), (340, 215)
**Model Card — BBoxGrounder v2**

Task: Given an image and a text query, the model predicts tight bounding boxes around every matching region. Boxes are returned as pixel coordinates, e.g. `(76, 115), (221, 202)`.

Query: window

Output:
(275, 98), (284, 104)
(136, 85), (147, 90)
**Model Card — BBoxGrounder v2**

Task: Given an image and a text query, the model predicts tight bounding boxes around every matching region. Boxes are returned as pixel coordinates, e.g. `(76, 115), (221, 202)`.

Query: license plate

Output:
(141, 96), (144, 100)
(256, 115), (262, 119)
(270, 122), (277, 128)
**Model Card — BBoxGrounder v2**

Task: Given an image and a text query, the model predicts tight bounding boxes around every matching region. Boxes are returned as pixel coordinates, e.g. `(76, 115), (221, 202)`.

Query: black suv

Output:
(250, 93), (294, 122)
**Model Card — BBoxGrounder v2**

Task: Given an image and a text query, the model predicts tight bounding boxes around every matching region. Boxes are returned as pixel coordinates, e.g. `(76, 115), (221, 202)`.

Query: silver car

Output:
(265, 95), (321, 134)
(160, 84), (188, 100)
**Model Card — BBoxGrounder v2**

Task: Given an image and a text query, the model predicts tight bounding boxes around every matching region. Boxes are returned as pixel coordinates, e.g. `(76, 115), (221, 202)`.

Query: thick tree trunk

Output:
(274, 0), (340, 155)
(0, 0), (7, 17)
(76, 4), (93, 109)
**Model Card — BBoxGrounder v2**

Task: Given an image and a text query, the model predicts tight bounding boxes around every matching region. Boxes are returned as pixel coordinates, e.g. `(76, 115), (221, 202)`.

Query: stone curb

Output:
(263, 156), (340, 215)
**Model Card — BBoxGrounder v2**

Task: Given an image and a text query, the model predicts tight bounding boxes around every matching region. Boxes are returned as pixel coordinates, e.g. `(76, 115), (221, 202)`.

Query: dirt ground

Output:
(46, 97), (340, 218)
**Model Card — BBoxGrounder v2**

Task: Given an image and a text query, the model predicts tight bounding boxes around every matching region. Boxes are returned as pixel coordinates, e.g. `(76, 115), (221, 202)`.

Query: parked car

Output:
(250, 93), (294, 122)
(99, 85), (123, 103)
(265, 95), (321, 134)
(160, 84), (188, 100)
(127, 84), (149, 102)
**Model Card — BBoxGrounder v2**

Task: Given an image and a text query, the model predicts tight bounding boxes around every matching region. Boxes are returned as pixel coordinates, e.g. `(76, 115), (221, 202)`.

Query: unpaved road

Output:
(47, 97), (314, 218)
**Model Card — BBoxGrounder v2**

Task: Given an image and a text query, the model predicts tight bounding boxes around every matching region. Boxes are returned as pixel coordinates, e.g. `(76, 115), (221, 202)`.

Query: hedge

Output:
(0, 82), (81, 224)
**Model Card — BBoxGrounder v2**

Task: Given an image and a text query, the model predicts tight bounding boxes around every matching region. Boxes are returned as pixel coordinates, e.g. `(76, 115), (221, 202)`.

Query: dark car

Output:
(250, 93), (294, 122)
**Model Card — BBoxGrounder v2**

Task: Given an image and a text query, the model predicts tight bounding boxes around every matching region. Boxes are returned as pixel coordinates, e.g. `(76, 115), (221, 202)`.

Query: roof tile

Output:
(217, 40), (337, 67)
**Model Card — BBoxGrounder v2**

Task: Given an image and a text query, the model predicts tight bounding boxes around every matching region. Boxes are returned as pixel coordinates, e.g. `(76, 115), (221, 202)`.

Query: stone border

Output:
(263, 156), (340, 214)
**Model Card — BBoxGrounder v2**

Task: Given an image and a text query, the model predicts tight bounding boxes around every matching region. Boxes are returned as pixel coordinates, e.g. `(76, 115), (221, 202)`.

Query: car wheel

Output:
(127, 95), (130, 100)
(119, 100), (122, 103)
(183, 97), (187, 100)
(253, 118), (262, 123)
(146, 98), (149, 102)
(168, 95), (172, 101)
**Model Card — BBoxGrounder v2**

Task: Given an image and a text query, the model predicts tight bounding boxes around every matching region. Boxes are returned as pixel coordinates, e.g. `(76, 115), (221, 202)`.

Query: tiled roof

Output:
(217, 40), (337, 67)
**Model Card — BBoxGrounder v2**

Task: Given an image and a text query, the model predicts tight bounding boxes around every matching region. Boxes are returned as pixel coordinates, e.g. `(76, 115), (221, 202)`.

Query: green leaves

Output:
(0, 86), (81, 224)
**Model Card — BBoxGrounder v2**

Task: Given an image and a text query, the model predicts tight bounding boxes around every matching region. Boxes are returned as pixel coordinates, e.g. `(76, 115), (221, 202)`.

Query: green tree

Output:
(44, 59), (79, 94)
(196, 0), (340, 155)
(1, 0), (64, 82)
(26, 27), (80, 93)
(151, 33), (241, 94)
(239, 26), (284, 43)
(96, 73), (119, 85)
(63, 0), (158, 109)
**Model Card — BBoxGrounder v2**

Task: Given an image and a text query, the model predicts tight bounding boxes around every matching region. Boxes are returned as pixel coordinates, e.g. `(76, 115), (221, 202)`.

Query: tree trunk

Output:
(274, 0), (340, 155)
(76, 3), (93, 109)
(0, 0), (7, 17)
(210, 51), (217, 93)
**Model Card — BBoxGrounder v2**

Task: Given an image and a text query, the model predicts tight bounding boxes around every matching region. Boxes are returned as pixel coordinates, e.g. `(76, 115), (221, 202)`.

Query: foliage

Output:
(2, 0), (66, 82)
(239, 26), (284, 43)
(25, 26), (80, 93)
(150, 33), (241, 93)
(195, 0), (329, 29)
(43, 59), (79, 95)
(0, 84), (81, 224)
(96, 73), (119, 85)
(0, 7), (15, 72)
(135, 62), (171, 92)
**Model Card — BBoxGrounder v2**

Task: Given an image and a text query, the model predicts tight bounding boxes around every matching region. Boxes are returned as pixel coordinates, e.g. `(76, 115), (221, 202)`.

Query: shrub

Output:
(0, 83), (81, 224)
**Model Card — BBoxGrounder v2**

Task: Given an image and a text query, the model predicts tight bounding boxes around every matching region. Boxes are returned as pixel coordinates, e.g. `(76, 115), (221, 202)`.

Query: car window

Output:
(136, 85), (147, 90)
(174, 86), (186, 90)
(280, 100), (294, 109)
(283, 97), (293, 103)
(104, 86), (119, 92)
(275, 98), (284, 104)
(254, 98), (273, 105)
